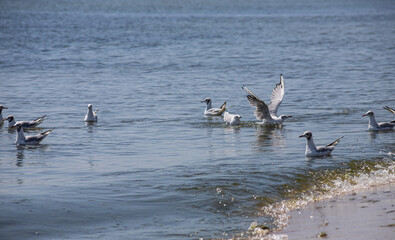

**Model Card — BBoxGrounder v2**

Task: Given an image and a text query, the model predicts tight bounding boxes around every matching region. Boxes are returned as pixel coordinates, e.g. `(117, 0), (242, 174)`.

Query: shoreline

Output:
(279, 183), (395, 239)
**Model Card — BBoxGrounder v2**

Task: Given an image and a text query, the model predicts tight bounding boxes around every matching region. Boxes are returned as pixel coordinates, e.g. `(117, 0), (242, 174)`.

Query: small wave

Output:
(244, 159), (395, 239)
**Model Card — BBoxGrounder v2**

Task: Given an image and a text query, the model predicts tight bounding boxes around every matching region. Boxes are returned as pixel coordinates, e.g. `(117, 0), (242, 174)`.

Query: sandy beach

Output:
(281, 183), (395, 240)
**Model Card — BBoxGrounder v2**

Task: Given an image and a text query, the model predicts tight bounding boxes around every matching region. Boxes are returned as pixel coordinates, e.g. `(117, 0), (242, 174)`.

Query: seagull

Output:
(15, 123), (54, 145)
(362, 110), (395, 130)
(2, 115), (46, 128)
(0, 105), (8, 120)
(242, 74), (292, 124)
(201, 98), (227, 116)
(84, 104), (98, 122)
(299, 131), (343, 157)
(224, 111), (242, 126)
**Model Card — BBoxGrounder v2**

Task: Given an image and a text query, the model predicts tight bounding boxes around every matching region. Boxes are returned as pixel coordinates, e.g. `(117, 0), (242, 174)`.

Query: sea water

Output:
(0, 0), (394, 239)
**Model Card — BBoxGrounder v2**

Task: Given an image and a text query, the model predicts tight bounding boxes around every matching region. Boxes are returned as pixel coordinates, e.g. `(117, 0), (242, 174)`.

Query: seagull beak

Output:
(287, 116), (292, 118)
(362, 114), (366, 117)
(299, 134), (305, 138)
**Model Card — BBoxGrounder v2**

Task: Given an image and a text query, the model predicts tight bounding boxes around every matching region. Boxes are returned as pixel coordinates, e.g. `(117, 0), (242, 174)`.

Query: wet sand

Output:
(281, 183), (395, 240)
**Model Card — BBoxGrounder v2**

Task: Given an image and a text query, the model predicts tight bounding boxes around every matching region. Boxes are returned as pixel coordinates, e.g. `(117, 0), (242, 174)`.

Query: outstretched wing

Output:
(268, 74), (285, 117)
(242, 86), (272, 121)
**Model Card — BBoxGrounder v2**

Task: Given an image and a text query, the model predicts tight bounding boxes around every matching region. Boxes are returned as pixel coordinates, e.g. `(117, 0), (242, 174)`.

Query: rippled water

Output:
(1, 0), (394, 239)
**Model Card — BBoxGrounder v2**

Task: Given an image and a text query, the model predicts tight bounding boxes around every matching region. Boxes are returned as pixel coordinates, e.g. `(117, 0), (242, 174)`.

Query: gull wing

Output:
(242, 86), (272, 121)
(25, 128), (54, 144)
(268, 74), (285, 117)
(383, 106), (395, 115)
(378, 122), (395, 128)
(326, 136), (344, 147)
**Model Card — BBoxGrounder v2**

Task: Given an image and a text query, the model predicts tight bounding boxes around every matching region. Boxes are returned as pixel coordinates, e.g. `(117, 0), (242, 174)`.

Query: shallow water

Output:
(0, 0), (394, 239)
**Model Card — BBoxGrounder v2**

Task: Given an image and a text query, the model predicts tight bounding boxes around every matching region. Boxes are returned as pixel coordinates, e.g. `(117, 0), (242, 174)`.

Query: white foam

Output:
(253, 160), (395, 239)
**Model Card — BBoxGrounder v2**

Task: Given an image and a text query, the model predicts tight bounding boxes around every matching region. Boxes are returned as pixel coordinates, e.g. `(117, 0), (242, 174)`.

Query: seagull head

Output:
(362, 110), (374, 117)
(88, 104), (93, 109)
(234, 115), (242, 120)
(0, 105), (7, 111)
(3, 115), (14, 123)
(201, 98), (211, 105)
(299, 131), (312, 140)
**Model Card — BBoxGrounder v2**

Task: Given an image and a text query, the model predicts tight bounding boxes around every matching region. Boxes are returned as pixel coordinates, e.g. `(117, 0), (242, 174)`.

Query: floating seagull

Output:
(201, 98), (227, 116)
(0, 105), (8, 120)
(84, 104), (98, 122)
(224, 111), (242, 126)
(299, 131), (343, 157)
(2, 115), (46, 128)
(362, 110), (395, 130)
(15, 123), (54, 145)
(242, 74), (292, 124)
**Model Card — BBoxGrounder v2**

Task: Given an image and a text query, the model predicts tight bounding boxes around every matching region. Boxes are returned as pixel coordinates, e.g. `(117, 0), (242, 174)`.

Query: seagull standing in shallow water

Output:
(0, 105), (8, 121)
(15, 123), (54, 145)
(2, 115), (46, 128)
(299, 131), (343, 157)
(84, 104), (98, 122)
(242, 74), (292, 125)
(201, 98), (227, 116)
(223, 112), (242, 126)
(362, 110), (394, 130)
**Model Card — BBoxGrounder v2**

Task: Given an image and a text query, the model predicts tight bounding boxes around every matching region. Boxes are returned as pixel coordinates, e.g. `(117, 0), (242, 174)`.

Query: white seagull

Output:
(84, 104), (98, 122)
(242, 74), (292, 124)
(0, 105), (8, 120)
(223, 111), (242, 126)
(362, 110), (395, 130)
(299, 131), (343, 157)
(201, 98), (227, 116)
(2, 115), (46, 128)
(15, 123), (54, 145)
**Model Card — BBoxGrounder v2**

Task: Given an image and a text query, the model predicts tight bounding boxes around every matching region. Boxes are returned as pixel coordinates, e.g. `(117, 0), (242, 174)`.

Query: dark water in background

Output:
(0, 0), (394, 239)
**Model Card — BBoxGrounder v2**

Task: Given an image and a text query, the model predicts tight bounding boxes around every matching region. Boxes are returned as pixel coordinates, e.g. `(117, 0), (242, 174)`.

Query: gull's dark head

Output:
(201, 98), (211, 104)
(0, 105), (7, 112)
(234, 115), (242, 120)
(362, 110), (374, 117)
(299, 131), (312, 140)
(14, 123), (22, 132)
(4, 115), (14, 122)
